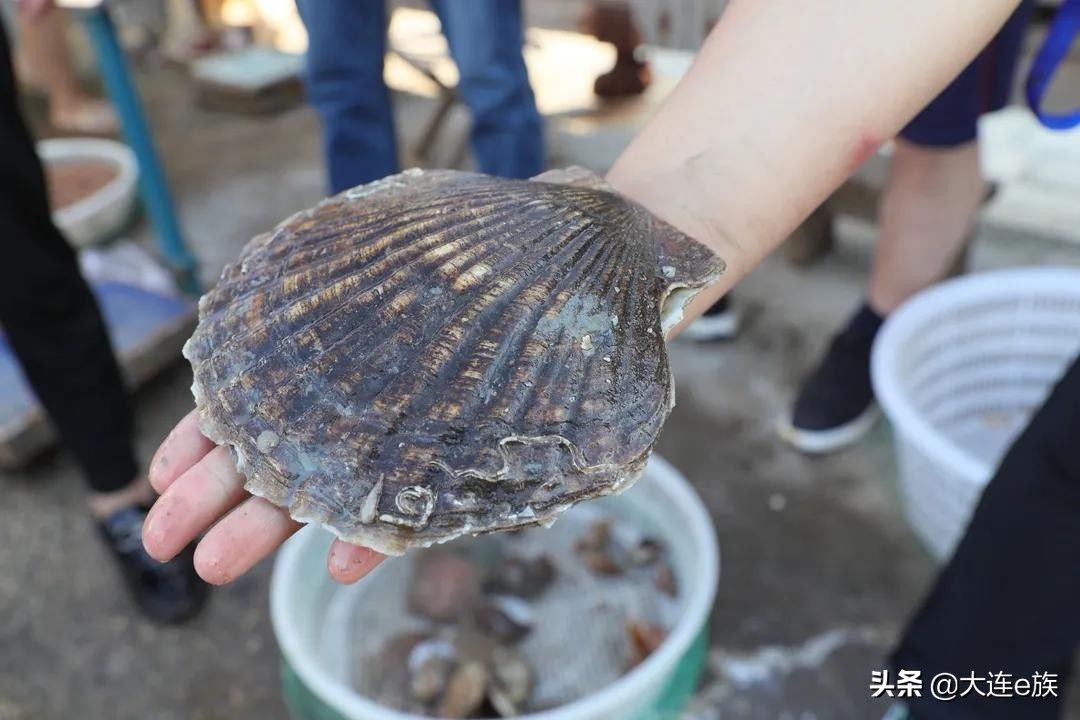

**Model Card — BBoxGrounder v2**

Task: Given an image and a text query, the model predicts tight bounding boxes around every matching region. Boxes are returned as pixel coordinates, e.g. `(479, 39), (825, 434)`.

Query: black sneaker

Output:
(682, 295), (741, 341)
(98, 505), (210, 624)
(777, 303), (882, 453)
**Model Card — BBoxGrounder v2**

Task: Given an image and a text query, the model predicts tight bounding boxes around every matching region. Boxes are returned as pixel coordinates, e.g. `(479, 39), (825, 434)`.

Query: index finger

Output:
(149, 409), (217, 494)
(328, 539), (385, 584)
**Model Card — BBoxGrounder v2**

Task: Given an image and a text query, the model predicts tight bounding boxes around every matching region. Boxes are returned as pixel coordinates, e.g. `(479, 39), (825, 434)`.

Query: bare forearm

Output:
(606, 0), (1021, 319)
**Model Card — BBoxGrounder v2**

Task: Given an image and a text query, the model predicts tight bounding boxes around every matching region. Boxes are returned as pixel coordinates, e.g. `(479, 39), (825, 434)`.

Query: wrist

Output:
(604, 156), (743, 337)
(604, 155), (744, 295)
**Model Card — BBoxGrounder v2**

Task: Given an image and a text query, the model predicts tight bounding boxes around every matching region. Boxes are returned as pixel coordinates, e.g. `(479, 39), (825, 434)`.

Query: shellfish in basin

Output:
(184, 167), (723, 555)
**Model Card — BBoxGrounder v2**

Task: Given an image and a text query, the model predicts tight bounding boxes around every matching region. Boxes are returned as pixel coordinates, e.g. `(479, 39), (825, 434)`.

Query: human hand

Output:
(142, 409), (386, 585)
(17, 0), (54, 20)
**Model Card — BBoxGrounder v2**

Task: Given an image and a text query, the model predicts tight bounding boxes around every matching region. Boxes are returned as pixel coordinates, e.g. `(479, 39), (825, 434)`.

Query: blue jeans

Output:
(296, 0), (544, 193)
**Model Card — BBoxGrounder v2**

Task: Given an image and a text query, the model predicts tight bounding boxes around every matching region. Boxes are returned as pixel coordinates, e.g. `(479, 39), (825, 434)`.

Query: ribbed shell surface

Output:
(184, 167), (723, 554)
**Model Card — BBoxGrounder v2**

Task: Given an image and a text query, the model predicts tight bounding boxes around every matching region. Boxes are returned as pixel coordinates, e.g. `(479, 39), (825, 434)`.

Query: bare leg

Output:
(87, 477), (157, 520)
(16, 9), (119, 134)
(779, 139), (986, 453)
(777, 0), (1032, 455)
(867, 138), (985, 314)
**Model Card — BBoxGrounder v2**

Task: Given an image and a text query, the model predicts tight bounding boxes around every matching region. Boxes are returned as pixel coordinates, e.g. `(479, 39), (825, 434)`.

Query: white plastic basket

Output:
(871, 267), (1080, 561)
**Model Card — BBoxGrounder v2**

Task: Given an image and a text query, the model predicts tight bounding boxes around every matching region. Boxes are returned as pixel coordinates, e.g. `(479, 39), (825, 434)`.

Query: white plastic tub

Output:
(37, 137), (139, 247)
(871, 267), (1080, 560)
(270, 454), (719, 720)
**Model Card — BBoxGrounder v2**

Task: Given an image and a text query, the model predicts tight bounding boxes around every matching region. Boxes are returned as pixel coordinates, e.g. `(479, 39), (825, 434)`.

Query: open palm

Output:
(141, 409), (385, 585)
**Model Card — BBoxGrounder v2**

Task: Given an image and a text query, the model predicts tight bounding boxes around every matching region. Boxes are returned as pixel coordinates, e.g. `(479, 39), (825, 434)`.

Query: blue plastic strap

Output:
(1025, 0), (1080, 129)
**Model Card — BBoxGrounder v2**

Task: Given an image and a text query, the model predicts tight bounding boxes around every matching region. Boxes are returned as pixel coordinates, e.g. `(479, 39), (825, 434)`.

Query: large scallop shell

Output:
(184, 167), (723, 554)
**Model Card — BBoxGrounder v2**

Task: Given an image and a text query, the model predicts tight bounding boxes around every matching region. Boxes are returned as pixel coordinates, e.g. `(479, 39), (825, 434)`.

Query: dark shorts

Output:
(901, 0), (1035, 147)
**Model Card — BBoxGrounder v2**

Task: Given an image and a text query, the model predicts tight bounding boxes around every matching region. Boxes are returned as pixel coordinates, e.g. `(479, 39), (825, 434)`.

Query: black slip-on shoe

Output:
(778, 303), (883, 453)
(98, 505), (210, 624)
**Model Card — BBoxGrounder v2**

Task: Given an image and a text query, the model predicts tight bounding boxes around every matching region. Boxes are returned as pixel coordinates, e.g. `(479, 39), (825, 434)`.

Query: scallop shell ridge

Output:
(184, 167), (723, 554)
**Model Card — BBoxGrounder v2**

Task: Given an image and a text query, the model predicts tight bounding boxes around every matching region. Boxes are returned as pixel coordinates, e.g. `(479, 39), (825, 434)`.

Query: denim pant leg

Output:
(430, 0), (544, 178)
(295, 0), (398, 193)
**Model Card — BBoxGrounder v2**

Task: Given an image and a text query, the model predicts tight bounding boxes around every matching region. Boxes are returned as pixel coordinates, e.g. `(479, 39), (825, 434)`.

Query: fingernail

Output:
(141, 502), (170, 556)
(148, 450), (169, 487)
(195, 548), (231, 585)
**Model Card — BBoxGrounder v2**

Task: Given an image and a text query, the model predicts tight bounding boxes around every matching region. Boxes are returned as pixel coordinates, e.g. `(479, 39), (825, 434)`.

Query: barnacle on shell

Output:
(183, 167), (723, 554)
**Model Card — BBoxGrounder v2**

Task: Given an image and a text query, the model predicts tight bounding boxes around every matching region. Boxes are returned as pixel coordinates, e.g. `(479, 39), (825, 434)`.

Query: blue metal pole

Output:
(76, 4), (203, 296)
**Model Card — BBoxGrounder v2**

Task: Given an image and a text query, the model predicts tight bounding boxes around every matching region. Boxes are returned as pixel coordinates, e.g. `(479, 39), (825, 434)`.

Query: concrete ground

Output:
(3, 6), (1080, 720)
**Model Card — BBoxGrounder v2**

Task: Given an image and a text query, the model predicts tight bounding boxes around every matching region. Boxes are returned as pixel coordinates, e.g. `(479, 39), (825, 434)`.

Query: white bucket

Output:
(871, 266), (1080, 561)
(37, 137), (139, 248)
(270, 454), (719, 720)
